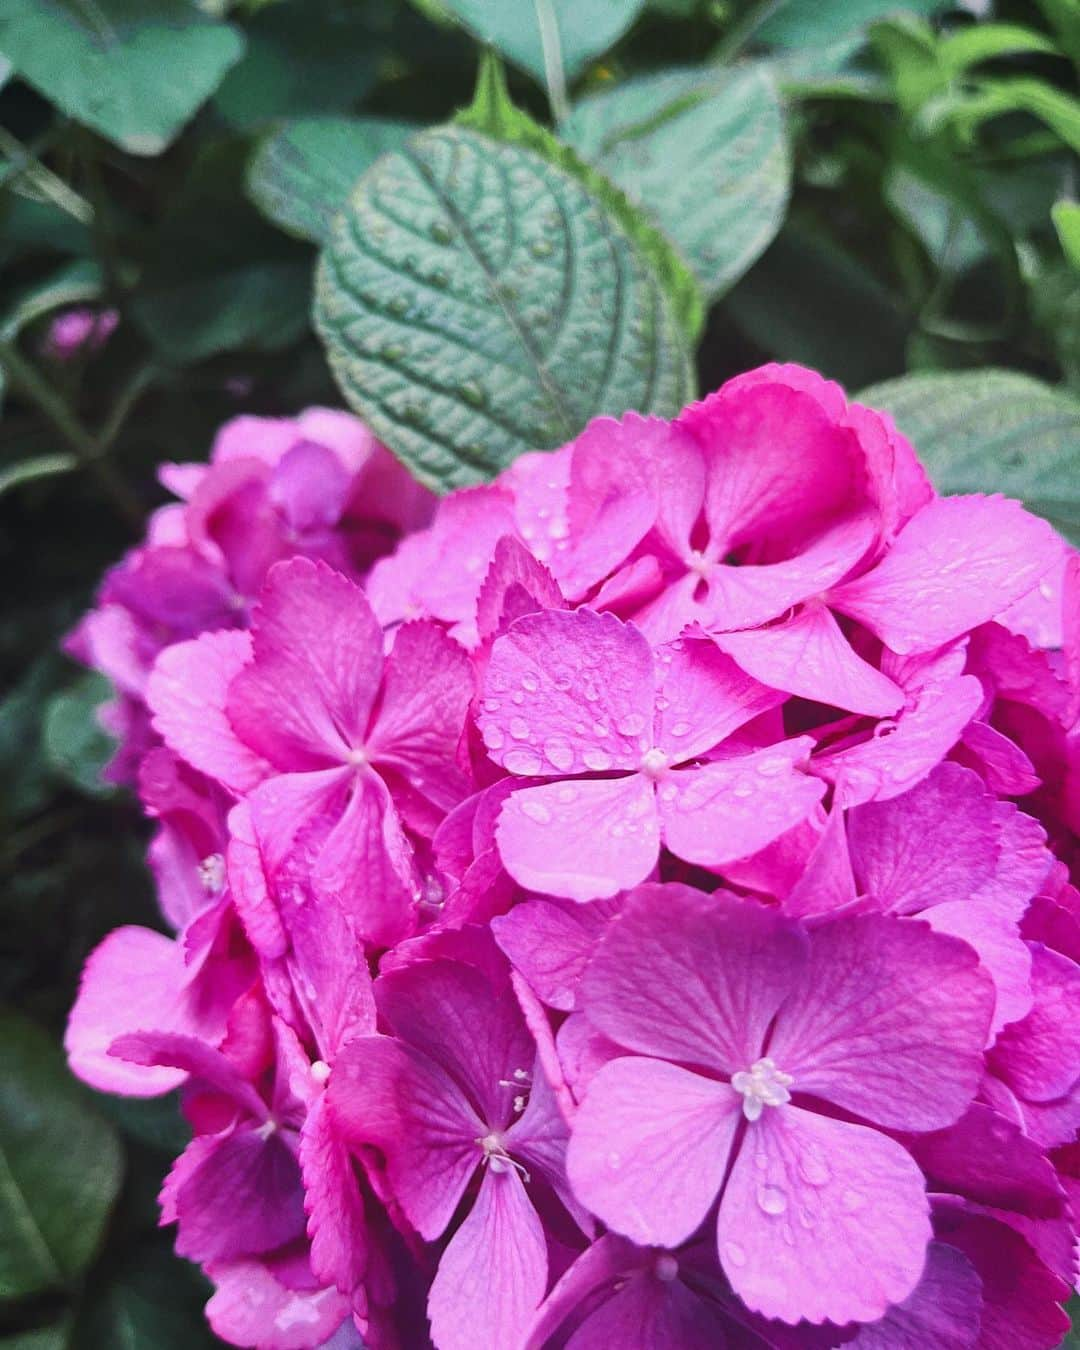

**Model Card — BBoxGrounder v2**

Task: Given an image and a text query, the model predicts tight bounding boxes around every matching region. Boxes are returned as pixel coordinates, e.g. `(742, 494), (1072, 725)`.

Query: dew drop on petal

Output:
(670, 720), (691, 738)
(757, 1185), (787, 1215)
(482, 725), (505, 751)
(616, 713), (646, 736)
(557, 784), (578, 804)
(841, 1189), (864, 1212)
(543, 737), (573, 771)
(505, 749), (543, 775)
(510, 717), (530, 741)
(723, 1242), (746, 1268)
(522, 674), (539, 692)
(799, 1152), (830, 1186)
(583, 748), (612, 771)
(520, 798), (552, 825)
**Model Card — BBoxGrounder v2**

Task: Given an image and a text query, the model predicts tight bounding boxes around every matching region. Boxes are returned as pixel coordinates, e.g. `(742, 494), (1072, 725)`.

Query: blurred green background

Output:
(1, 0), (1078, 1345)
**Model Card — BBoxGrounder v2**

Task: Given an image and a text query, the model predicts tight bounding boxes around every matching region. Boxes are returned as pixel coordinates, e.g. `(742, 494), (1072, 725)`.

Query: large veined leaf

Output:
(562, 65), (790, 298)
(314, 67), (699, 491)
(437, 0), (649, 84)
(247, 117), (415, 246)
(861, 369), (1080, 543)
(0, 1), (243, 156)
(0, 1011), (123, 1299)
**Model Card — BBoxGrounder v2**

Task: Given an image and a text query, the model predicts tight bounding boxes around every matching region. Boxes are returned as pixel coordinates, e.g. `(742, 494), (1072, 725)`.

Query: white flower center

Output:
(477, 1132), (531, 1182)
(197, 853), (226, 894)
(731, 1057), (793, 1122)
(638, 747), (670, 778)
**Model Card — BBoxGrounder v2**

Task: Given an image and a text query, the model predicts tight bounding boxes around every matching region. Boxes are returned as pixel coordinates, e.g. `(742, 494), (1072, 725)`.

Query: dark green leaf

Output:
(0, 1010), (123, 1298)
(0, 454), (78, 499)
(0, 1327), (70, 1350)
(562, 64), (790, 298)
(315, 65), (698, 490)
(247, 117), (415, 245)
(71, 1238), (218, 1350)
(41, 672), (116, 798)
(860, 369), (1080, 542)
(0, 1), (244, 156)
(437, 0), (649, 84)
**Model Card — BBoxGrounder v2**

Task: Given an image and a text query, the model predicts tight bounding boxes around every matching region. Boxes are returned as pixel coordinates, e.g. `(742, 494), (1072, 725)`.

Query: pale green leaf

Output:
(247, 117), (415, 245)
(757, 0), (944, 48)
(562, 64), (790, 298)
(1053, 201), (1080, 270)
(937, 22), (1058, 76)
(861, 369), (1080, 543)
(0, 0), (244, 156)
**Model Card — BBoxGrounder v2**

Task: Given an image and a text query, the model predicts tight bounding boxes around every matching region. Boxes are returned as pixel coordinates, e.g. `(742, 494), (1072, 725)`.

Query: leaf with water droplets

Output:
(860, 369), (1080, 544)
(247, 116), (415, 245)
(562, 64), (791, 299)
(314, 63), (698, 491)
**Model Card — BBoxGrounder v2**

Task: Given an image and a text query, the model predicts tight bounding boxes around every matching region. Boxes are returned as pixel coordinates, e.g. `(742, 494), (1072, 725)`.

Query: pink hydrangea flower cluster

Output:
(66, 364), (1080, 1350)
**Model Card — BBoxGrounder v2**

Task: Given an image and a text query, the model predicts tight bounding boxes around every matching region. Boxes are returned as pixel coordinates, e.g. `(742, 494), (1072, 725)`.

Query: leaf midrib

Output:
(0, 1138), (64, 1293)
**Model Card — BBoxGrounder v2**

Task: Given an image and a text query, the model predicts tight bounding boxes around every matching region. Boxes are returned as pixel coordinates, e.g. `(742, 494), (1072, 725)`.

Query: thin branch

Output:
(0, 125), (93, 225)
(535, 0), (571, 125)
(713, 0), (786, 64)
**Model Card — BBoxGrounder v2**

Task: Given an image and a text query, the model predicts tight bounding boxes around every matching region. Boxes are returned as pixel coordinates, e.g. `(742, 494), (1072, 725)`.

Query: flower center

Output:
(344, 745), (369, 767)
(731, 1057), (793, 1121)
(639, 747), (670, 779)
(687, 550), (712, 577)
(197, 853), (226, 894)
(477, 1132), (531, 1182)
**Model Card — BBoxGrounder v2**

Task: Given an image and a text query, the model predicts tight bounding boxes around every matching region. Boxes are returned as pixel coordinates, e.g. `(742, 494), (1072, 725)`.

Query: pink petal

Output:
(206, 1257), (350, 1350)
(492, 897), (620, 1011)
(228, 558), (383, 768)
(715, 602), (904, 718)
(659, 740), (825, 868)
(567, 1057), (741, 1247)
(563, 1263), (732, 1349)
(718, 1106), (930, 1325)
(958, 720), (1041, 796)
(475, 534), (565, 642)
(428, 1167), (547, 1350)
(844, 1240), (982, 1349)
(783, 808), (858, 920)
(328, 1035), (480, 1240)
(829, 496), (1062, 655)
(924, 903), (1033, 1041)
(376, 958), (534, 1128)
(653, 639), (786, 760)
(109, 1030), (267, 1120)
(268, 438), (351, 534)
(300, 1094), (368, 1294)
(847, 762), (998, 915)
(579, 886), (806, 1075)
(989, 945), (1080, 1102)
(479, 609), (654, 776)
(367, 620), (473, 811)
(768, 916), (994, 1131)
(148, 630), (269, 794)
(226, 800), (288, 959)
(812, 674), (983, 806)
(496, 775), (660, 902)
(66, 927), (201, 1096)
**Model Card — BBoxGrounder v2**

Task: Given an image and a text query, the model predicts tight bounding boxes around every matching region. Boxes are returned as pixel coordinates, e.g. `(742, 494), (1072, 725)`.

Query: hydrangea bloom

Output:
(65, 365), (1078, 1349)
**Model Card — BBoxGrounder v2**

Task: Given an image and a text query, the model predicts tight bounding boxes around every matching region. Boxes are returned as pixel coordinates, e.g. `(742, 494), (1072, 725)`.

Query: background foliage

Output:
(1, 0), (1078, 1345)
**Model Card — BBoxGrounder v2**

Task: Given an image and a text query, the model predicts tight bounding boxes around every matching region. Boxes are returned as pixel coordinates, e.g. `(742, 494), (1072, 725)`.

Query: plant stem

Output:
(0, 126), (94, 225)
(713, 0), (786, 64)
(535, 0), (571, 124)
(0, 340), (143, 528)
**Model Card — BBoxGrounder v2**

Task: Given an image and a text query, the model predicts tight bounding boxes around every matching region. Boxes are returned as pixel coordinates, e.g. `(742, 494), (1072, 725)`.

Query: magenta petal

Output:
(653, 638), (786, 760)
(989, 945), (1080, 1102)
(718, 1106), (930, 1325)
(110, 1030), (268, 1119)
(148, 630), (269, 793)
(228, 559), (384, 769)
(567, 1057), (741, 1247)
(714, 603), (904, 718)
(492, 897), (620, 1011)
(844, 1241), (982, 1349)
(564, 1264), (733, 1350)
(172, 1128), (307, 1262)
(580, 885), (806, 1072)
(659, 741), (825, 868)
(475, 534), (565, 641)
(428, 1167), (547, 1350)
(829, 495), (1062, 655)
(66, 927), (197, 1096)
(497, 775), (660, 902)
(328, 1034), (480, 1240)
(924, 903), (1033, 1041)
(783, 808), (859, 920)
(479, 608), (654, 775)
(206, 1256), (350, 1350)
(768, 916), (993, 1130)
(300, 1094), (368, 1294)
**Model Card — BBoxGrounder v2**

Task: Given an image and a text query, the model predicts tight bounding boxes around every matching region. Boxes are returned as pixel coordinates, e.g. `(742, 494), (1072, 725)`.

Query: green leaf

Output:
(213, 0), (378, 129)
(42, 672), (117, 798)
(0, 1), (244, 156)
(315, 65), (698, 490)
(437, 0), (648, 84)
(562, 64), (790, 298)
(0, 1010), (123, 1298)
(756, 0), (943, 48)
(0, 453), (78, 499)
(937, 23), (1059, 75)
(929, 78), (1080, 153)
(860, 369), (1080, 542)
(0, 1327), (70, 1350)
(1053, 201), (1080, 270)
(247, 117), (415, 245)
(72, 1238), (218, 1350)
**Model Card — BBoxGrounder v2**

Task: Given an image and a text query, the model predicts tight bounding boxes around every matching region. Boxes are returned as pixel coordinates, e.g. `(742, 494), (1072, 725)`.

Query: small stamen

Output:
(197, 853), (226, 895)
(477, 1132), (531, 1183)
(731, 1057), (794, 1122)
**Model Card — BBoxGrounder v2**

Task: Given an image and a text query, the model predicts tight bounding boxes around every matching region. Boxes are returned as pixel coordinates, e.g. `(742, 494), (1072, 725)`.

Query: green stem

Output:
(535, 0), (571, 124)
(0, 340), (143, 528)
(0, 126), (93, 225)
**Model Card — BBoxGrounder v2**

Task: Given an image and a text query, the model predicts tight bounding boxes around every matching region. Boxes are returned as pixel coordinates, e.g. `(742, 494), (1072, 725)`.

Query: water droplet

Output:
(654, 1254), (679, 1282)
(483, 698), (500, 713)
(583, 748), (612, 771)
(670, 720), (691, 738)
(583, 683), (600, 702)
(522, 674), (539, 693)
(512, 690), (525, 705)
(557, 784), (578, 804)
(521, 798), (552, 825)
(505, 749), (542, 775)
(482, 725), (505, 751)
(593, 722), (610, 737)
(757, 1185), (788, 1216)
(798, 1206), (815, 1229)
(606, 1151), (622, 1170)
(841, 1189), (864, 1212)
(616, 713), (647, 736)
(732, 779), (754, 799)
(459, 380), (486, 408)
(510, 717), (530, 741)
(723, 1241), (746, 1268)
(756, 755), (791, 777)
(544, 737), (574, 771)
